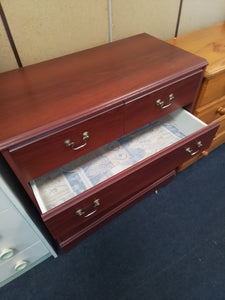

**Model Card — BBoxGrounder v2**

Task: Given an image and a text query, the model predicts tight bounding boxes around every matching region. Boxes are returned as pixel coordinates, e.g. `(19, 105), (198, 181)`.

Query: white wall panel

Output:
(1, 0), (109, 66)
(178, 0), (225, 36)
(0, 17), (18, 73)
(111, 0), (180, 41)
(1, 0), (225, 70)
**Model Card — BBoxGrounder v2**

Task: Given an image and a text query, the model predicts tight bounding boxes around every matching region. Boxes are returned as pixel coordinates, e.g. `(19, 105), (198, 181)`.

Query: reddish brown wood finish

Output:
(0, 33), (217, 252)
(0, 33), (207, 150)
(42, 160), (175, 241)
(59, 171), (176, 252)
(125, 71), (203, 133)
(42, 118), (219, 243)
(9, 106), (124, 181)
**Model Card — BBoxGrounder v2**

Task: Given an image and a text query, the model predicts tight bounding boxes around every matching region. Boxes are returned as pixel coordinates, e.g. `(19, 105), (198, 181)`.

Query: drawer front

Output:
(196, 72), (225, 107)
(125, 72), (203, 133)
(208, 130), (225, 151)
(195, 95), (225, 124)
(0, 241), (48, 282)
(9, 106), (124, 181)
(60, 171), (175, 252)
(42, 118), (219, 242)
(0, 208), (39, 255)
(217, 115), (225, 135)
(42, 162), (175, 241)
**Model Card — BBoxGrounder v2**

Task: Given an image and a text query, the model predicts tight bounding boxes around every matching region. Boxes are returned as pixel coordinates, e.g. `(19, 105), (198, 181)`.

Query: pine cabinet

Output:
(169, 22), (225, 169)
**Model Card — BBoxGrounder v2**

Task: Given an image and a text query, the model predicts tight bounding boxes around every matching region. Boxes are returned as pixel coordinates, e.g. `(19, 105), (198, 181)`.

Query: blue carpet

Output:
(1, 144), (225, 300)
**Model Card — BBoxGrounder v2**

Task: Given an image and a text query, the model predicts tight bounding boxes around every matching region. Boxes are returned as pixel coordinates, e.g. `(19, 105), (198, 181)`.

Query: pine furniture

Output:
(168, 22), (225, 169)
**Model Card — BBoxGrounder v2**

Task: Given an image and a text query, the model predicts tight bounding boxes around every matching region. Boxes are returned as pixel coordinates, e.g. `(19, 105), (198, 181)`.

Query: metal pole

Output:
(107, 0), (113, 42)
(174, 0), (184, 38)
(0, 2), (23, 68)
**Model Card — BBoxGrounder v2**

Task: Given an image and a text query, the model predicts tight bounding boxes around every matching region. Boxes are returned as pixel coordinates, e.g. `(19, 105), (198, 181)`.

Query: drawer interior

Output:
(30, 108), (206, 213)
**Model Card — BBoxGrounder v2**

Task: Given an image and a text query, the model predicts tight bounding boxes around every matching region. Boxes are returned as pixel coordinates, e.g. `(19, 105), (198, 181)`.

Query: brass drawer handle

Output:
(156, 93), (174, 109)
(64, 131), (89, 150)
(76, 199), (100, 218)
(217, 106), (225, 115)
(185, 141), (203, 156)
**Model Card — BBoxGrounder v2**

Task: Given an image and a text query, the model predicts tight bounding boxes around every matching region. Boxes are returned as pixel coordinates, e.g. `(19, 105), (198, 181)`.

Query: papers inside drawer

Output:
(30, 108), (218, 213)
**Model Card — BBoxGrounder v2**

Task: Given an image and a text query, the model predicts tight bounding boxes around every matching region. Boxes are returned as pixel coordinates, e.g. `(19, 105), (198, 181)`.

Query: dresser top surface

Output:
(0, 33), (206, 150)
(168, 22), (225, 78)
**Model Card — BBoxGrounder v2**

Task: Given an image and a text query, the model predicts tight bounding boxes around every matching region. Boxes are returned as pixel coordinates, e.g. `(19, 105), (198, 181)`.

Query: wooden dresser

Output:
(0, 34), (219, 252)
(168, 22), (225, 169)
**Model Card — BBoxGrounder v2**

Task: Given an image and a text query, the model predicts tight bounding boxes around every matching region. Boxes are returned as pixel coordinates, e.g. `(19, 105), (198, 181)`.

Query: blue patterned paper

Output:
(32, 112), (187, 212)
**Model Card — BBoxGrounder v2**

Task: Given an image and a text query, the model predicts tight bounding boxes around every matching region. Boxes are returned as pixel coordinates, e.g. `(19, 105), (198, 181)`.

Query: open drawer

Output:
(29, 108), (219, 245)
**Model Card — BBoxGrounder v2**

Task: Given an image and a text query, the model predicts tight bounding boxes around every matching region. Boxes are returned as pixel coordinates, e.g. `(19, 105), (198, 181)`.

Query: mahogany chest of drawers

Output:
(0, 34), (219, 252)
(169, 22), (225, 169)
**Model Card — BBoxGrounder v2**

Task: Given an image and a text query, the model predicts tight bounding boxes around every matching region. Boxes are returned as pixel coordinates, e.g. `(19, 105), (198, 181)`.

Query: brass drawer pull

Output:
(185, 141), (203, 156)
(64, 131), (89, 150)
(76, 199), (100, 218)
(217, 106), (225, 115)
(156, 93), (174, 109)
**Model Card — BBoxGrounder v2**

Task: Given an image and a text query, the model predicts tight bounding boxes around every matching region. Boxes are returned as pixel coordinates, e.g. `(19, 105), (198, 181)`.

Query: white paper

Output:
(31, 113), (186, 213)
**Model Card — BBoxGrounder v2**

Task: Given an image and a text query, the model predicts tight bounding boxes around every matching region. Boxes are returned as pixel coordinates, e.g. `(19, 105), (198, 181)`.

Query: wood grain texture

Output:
(195, 95), (225, 123)
(9, 107), (124, 181)
(196, 72), (225, 107)
(1, 33), (218, 251)
(169, 22), (225, 170)
(43, 118), (219, 247)
(124, 72), (203, 133)
(168, 22), (225, 78)
(0, 33), (207, 150)
(59, 171), (176, 252)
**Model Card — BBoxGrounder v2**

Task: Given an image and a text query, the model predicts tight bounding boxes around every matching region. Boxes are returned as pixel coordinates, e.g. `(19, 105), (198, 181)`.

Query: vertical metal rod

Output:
(174, 0), (184, 38)
(107, 0), (113, 42)
(0, 2), (23, 68)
